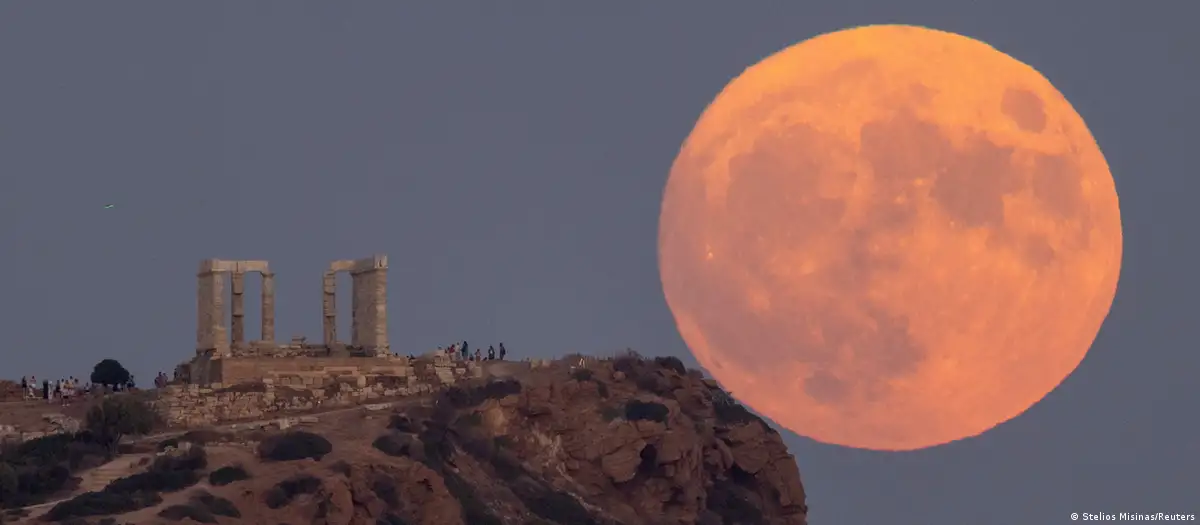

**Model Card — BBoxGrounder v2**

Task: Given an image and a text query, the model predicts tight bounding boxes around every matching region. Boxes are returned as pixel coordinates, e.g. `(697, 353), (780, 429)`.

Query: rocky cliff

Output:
(19, 354), (808, 525)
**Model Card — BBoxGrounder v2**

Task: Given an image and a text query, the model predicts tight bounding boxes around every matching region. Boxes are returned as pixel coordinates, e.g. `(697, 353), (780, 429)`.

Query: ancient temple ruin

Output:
(182, 255), (400, 385)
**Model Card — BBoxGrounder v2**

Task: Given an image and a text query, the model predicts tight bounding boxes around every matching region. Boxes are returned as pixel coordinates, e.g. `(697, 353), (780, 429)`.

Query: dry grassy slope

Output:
(33, 356), (809, 525)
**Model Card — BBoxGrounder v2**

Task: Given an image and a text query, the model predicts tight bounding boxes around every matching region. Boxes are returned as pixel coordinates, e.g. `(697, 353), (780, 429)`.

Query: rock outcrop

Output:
(10, 354), (808, 525)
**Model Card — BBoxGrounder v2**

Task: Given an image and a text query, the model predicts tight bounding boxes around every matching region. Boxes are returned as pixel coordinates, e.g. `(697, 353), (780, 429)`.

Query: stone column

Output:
(351, 255), (389, 355)
(261, 272), (275, 343)
(322, 270), (337, 346)
(196, 268), (228, 356)
(367, 265), (388, 353)
(229, 271), (245, 345)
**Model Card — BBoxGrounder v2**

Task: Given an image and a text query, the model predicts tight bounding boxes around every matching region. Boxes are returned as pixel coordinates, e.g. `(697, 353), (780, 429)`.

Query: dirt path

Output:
(15, 453), (153, 523)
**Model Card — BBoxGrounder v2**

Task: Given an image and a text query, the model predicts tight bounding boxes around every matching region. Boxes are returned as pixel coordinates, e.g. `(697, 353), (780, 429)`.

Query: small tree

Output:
(90, 359), (131, 388)
(86, 396), (157, 455)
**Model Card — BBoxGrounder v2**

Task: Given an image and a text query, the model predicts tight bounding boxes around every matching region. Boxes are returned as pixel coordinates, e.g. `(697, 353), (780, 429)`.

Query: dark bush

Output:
(624, 400), (669, 423)
(258, 431), (332, 462)
(44, 490), (162, 521)
(86, 395), (159, 454)
(635, 374), (668, 394)
(158, 503), (216, 523)
(264, 475), (322, 509)
(571, 369), (594, 381)
(613, 352), (644, 375)
(191, 490), (241, 517)
(596, 381), (609, 398)
(207, 465), (250, 486)
(387, 414), (420, 433)
(105, 445), (206, 495)
(371, 475), (399, 507)
(372, 434), (415, 458)
(654, 356), (687, 375)
(439, 379), (522, 410)
(11, 433), (76, 463)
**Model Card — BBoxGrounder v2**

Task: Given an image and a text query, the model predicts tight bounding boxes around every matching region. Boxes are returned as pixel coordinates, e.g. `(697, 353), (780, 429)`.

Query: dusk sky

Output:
(1, 2), (1195, 523)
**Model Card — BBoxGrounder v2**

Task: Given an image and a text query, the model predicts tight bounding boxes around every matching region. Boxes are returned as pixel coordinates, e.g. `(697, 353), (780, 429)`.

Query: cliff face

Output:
(25, 355), (808, 525)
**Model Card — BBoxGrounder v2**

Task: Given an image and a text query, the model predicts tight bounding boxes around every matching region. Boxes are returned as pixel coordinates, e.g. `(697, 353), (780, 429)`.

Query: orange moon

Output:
(657, 25), (1122, 451)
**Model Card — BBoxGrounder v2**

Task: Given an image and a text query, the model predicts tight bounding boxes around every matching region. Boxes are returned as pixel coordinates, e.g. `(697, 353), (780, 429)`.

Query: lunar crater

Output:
(659, 25), (1122, 450)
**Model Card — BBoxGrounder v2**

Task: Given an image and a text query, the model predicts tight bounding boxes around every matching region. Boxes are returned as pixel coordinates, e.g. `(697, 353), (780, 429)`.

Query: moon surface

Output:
(657, 25), (1122, 451)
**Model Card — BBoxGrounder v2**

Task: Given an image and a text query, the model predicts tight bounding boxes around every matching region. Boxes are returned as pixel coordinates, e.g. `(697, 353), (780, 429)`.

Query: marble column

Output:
(196, 271), (228, 355)
(261, 271), (275, 343)
(229, 272), (245, 345)
(352, 265), (388, 355)
(322, 270), (337, 346)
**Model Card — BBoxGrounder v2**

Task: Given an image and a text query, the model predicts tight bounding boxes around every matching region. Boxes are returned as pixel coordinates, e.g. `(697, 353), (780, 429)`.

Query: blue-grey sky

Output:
(1, 2), (1195, 524)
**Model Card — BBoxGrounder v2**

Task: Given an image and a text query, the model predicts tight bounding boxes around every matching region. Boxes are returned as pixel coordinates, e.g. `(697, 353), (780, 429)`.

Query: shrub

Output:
(372, 434), (414, 458)
(387, 414), (420, 433)
(86, 396), (158, 454)
(191, 490), (240, 517)
(207, 465), (250, 486)
(596, 381), (609, 398)
(44, 490), (162, 521)
(654, 356), (687, 375)
(105, 447), (206, 495)
(257, 431), (332, 462)
(439, 379), (522, 410)
(635, 372), (675, 395)
(263, 475), (321, 509)
(624, 400), (669, 423)
(371, 475), (399, 507)
(570, 369), (594, 382)
(613, 352), (644, 375)
(157, 504), (216, 523)
(0, 463), (17, 503)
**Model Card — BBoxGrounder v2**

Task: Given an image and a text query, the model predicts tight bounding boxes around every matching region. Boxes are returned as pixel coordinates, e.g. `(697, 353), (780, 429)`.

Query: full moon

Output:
(658, 25), (1122, 451)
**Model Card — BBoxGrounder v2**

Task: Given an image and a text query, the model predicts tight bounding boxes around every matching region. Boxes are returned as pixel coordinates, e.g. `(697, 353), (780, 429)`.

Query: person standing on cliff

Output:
(461, 341), (470, 361)
(499, 343), (507, 360)
(42, 379), (49, 403)
(487, 346), (495, 360)
(474, 348), (482, 362)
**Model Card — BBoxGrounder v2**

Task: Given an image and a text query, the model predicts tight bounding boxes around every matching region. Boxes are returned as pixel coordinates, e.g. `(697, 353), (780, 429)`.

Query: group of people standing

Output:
(439, 341), (508, 362)
(19, 375), (82, 406)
